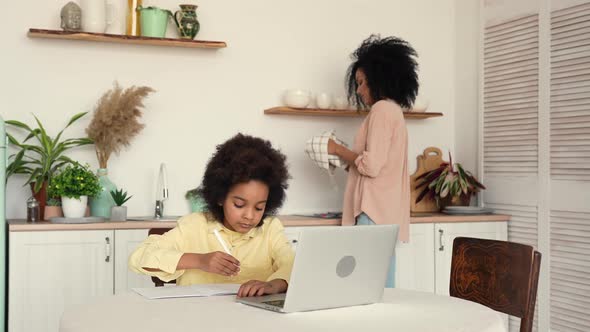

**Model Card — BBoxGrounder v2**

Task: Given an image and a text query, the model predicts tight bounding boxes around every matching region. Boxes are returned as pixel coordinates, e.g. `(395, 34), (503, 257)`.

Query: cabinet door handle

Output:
(438, 229), (444, 251)
(105, 237), (111, 262)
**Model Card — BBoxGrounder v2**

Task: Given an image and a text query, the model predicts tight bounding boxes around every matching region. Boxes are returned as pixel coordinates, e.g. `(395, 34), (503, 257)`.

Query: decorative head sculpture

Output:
(60, 2), (82, 31)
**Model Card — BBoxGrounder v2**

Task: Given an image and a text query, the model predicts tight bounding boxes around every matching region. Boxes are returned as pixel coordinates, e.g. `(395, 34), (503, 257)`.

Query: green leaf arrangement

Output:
(414, 152), (486, 206)
(185, 186), (202, 200)
(6, 112), (93, 193)
(48, 163), (101, 199)
(110, 188), (132, 206)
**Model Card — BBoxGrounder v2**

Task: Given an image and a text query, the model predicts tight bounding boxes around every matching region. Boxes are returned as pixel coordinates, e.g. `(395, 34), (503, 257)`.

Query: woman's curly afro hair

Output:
(346, 35), (419, 109)
(200, 133), (290, 225)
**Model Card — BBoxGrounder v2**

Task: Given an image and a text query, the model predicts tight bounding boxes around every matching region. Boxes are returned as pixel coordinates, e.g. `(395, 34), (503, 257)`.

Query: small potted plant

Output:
(415, 153), (486, 209)
(110, 189), (132, 221)
(44, 197), (64, 220)
(49, 163), (101, 218)
(185, 187), (207, 213)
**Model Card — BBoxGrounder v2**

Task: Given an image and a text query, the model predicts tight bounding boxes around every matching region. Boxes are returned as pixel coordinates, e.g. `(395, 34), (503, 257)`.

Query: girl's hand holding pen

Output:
(197, 252), (240, 276)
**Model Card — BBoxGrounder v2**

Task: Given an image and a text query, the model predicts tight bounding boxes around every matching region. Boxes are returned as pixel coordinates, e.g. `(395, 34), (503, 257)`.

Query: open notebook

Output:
(133, 284), (240, 299)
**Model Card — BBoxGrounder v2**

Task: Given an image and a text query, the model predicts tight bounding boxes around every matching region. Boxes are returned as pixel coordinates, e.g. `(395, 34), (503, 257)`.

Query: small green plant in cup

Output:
(110, 189), (132, 206)
(109, 188), (132, 221)
(46, 197), (62, 207)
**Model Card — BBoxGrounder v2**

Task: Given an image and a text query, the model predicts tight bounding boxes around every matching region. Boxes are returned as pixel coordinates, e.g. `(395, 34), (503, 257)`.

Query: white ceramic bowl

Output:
(333, 95), (349, 109)
(411, 97), (429, 112)
(283, 89), (311, 108)
(316, 92), (332, 109)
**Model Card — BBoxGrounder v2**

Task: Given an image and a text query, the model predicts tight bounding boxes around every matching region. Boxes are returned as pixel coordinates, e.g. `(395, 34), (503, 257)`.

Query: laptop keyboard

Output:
(262, 299), (285, 308)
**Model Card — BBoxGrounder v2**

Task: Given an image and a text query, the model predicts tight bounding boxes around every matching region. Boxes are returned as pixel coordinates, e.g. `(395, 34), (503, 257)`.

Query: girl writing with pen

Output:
(129, 134), (294, 297)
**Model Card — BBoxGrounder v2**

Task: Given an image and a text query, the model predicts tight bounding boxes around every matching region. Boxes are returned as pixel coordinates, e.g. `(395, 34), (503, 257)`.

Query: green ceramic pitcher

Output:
(172, 4), (200, 39)
(137, 6), (172, 38)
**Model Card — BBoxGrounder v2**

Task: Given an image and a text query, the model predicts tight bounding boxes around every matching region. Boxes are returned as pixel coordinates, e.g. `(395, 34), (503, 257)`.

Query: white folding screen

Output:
(549, 3), (590, 331)
(483, 14), (539, 176)
(482, 1), (590, 331)
(482, 13), (540, 332)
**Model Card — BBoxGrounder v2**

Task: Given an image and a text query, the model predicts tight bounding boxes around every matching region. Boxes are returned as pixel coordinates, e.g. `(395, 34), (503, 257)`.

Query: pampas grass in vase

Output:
(86, 82), (155, 218)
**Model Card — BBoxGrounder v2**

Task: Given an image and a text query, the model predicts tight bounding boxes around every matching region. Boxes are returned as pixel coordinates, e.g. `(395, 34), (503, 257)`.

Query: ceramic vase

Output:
(173, 4), (200, 39)
(80, 0), (112, 33)
(90, 168), (117, 218)
(62, 196), (88, 218)
(188, 196), (207, 213)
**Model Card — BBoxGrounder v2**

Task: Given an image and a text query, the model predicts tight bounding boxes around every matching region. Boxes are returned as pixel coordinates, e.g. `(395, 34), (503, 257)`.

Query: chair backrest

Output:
(449, 237), (541, 332)
(147, 228), (176, 287)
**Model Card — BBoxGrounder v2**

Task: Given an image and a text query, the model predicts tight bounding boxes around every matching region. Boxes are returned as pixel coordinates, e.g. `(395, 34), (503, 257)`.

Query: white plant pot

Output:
(110, 206), (127, 222)
(62, 196), (88, 218)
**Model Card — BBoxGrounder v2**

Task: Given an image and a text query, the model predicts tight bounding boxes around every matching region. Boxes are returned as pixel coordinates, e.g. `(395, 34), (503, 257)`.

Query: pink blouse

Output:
(342, 100), (410, 242)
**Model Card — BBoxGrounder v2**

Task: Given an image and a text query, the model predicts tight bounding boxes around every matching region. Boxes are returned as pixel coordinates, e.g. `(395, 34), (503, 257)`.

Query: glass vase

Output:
(90, 168), (117, 218)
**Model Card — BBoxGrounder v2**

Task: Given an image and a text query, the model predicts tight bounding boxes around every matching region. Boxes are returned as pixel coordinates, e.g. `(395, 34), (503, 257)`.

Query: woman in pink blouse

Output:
(328, 35), (419, 287)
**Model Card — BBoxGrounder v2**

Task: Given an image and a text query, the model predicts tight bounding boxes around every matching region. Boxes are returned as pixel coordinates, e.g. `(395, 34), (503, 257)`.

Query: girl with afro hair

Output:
(327, 35), (418, 287)
(130, 134), (294, 297)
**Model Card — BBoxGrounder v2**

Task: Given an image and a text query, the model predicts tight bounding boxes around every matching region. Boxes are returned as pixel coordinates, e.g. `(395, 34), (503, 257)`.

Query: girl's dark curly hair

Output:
(200, 133), (290, 226)
(346, 35), (419, 109)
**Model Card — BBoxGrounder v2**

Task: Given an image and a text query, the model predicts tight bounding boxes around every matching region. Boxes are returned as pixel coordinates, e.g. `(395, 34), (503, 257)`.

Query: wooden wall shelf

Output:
(264, 107), (443, 119)
(27, 28), (227, 49)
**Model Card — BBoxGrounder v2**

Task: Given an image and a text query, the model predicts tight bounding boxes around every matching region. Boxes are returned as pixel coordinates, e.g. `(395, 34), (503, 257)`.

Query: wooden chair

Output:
(148, 228), (176, 287)
(449, 237), (541, 332)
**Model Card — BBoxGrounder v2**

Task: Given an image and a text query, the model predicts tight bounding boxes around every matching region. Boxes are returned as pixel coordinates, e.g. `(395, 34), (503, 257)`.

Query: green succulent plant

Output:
(6, 112), (93, 193)
(46, 197), (62, 207)
(110, 188), (132, 206)
(415, 152), (485, 207)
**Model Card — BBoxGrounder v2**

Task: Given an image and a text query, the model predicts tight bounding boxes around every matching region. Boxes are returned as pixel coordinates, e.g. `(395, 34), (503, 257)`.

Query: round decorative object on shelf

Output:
(283, 89), (311, 108)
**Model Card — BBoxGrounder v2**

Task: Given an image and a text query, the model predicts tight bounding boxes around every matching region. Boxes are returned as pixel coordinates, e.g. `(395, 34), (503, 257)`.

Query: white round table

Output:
(60, 289), (506, 332)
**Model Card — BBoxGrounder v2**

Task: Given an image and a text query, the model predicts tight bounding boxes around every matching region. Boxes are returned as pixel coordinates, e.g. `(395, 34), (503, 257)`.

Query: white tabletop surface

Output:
(60, 289), (507, 332)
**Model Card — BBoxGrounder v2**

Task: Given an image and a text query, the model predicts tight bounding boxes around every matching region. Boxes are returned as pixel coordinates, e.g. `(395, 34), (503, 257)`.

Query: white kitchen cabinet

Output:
(394, 223), (436, 293)
(434, 222), (507, 295)
(283, 226), (303, 250)
(114, 229), (154, 294)
(9, 230), (114, 332)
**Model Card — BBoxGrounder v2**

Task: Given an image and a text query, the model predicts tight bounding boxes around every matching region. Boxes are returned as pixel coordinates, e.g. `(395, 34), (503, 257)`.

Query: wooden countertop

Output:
(7, 213), (510, 232)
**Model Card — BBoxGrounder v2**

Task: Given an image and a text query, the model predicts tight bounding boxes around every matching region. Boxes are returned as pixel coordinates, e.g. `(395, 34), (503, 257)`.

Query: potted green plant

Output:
(44, 197), (63, 220)
(49, 163), (101, 218)
(110, 188), (132, 221)
(6, 112), (93, 219)
(185, 186), (207, 213)
(415, 153), (486, 209)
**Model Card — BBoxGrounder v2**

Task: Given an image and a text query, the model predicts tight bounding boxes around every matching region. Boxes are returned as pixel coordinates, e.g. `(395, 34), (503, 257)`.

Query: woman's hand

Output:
(194, 252), (240, 276)
(328, 139), (339, 155)
(328, 139), (359, 166)
(237, 279), (288, 297)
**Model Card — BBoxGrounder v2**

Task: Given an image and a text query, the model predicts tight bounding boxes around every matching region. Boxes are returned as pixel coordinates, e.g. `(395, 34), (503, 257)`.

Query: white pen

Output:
(213, 229), (233, 256)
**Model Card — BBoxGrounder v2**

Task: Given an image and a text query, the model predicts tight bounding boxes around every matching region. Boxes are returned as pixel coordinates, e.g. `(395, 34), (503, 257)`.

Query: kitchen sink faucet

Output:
(154, 163), (168, 219)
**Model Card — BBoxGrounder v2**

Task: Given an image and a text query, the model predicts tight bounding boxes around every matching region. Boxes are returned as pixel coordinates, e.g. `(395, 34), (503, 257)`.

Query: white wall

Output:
(454, 0), (481, 181)
(1, 0), (476, 218)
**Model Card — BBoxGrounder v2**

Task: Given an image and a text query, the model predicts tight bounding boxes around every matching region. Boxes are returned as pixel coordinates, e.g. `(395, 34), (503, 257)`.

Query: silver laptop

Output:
(235, 225), (399, 313)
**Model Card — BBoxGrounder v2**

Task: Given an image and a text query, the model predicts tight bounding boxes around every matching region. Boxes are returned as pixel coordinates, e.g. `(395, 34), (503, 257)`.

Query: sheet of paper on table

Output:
(133, 284), (240, 299)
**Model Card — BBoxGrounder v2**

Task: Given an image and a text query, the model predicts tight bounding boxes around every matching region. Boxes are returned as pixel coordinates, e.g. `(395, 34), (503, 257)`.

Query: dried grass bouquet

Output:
(86, 82), (155, 168)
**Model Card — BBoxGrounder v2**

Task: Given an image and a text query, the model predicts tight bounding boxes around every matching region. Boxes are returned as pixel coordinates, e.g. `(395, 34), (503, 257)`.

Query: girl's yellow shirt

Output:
(128, 213), (295, 285)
